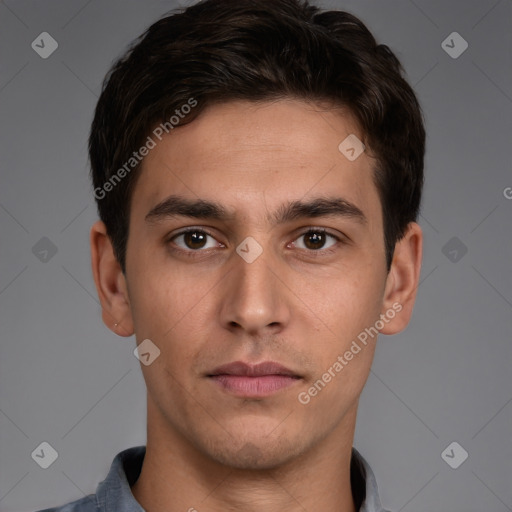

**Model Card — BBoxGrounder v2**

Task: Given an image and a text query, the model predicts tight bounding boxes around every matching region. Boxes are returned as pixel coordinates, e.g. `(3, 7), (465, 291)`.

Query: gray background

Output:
(1, 0), (511, 511)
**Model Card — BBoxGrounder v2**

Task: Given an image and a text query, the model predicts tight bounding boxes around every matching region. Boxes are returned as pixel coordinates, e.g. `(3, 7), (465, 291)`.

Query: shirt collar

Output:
(95, 445), (388, 512)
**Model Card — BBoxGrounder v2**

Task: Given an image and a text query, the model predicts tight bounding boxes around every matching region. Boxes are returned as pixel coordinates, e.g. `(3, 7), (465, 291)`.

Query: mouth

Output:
(207, 361), (302, 398)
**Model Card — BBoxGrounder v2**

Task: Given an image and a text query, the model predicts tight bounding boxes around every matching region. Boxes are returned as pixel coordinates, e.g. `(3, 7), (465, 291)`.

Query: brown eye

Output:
(293, 229), (338, 251)
(183, 231), (207, 249)
(304, 231), (327, 250)
(171, 229), (220, 251)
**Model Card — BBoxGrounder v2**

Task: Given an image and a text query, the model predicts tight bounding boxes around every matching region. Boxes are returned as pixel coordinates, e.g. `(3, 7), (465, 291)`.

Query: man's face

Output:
(122, 99), (398, 468)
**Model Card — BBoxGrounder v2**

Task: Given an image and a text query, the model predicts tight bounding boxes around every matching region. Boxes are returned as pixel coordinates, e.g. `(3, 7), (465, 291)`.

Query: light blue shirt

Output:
(36, 445), (390, 512)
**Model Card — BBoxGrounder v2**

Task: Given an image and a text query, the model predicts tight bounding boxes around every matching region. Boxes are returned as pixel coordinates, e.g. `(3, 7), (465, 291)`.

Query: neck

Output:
(132, 399), (359, 512)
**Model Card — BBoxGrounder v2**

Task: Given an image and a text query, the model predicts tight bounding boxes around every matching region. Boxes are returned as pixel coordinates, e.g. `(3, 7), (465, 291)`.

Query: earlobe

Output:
(379, 222), (423, 335)
(90, 220), (134, 337)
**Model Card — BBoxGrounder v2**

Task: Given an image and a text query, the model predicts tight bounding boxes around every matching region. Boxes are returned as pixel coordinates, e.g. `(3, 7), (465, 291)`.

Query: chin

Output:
(203, 431), (306, 470)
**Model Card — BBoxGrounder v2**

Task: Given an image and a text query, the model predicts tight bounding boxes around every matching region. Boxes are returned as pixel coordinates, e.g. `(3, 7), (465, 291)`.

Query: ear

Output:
(90, 220), (134, 337)
(379, 222), (423, 335)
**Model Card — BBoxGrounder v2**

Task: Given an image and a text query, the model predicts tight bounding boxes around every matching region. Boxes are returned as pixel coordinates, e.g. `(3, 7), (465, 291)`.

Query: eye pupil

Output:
(304, 231), (325, 250)
(178, 230), (331, 252)
(184, 231), (207, 249)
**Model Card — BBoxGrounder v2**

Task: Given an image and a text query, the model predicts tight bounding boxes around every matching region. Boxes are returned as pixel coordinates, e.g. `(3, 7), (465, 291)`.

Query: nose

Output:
(219, 246), (290, 336)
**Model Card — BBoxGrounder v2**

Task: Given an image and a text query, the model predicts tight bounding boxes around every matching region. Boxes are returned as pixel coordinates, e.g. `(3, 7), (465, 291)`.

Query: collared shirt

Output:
(36, 445), (390, 512)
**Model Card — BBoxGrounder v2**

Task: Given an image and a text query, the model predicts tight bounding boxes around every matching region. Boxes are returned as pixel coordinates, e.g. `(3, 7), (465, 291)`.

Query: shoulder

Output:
(34, 494), (99, 512)
(33, 446), (146, 512)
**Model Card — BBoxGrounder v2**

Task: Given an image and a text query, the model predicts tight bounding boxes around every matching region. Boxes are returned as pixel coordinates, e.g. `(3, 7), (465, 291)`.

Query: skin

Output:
(91, 99), (422, 512)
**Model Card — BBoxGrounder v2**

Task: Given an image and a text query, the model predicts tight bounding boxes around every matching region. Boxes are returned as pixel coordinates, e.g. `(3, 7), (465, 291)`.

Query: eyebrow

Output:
(145, 194), (367, 226)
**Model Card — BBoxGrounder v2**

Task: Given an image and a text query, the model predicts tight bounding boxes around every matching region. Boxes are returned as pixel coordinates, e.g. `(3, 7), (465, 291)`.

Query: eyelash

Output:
(167, 227), (343, 257)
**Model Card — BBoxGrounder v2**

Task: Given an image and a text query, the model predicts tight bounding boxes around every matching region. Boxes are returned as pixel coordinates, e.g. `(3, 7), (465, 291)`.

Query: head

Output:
(90, 0), (424, 469)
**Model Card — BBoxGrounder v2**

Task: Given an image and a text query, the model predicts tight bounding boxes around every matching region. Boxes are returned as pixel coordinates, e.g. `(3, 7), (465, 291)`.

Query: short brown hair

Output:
(89, 0), (425, 272)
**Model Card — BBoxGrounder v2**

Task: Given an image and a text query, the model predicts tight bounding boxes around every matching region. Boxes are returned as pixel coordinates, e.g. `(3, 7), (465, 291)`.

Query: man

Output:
(39, 0), (424, 510)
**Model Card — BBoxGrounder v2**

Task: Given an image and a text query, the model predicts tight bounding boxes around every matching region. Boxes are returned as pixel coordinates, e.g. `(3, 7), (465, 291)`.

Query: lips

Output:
(207, 361), (302, 397)
(208, 361), (300, 378)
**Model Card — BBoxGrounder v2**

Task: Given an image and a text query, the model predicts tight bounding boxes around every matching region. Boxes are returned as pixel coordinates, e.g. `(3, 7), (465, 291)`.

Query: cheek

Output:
(129, 264), (213, 338)
(303, 263), (385, 337)
(128, 269), (218, 386)
(298, 266), (385, 400)
(297, 346), (374, 437)
(298, 279), (382, 412)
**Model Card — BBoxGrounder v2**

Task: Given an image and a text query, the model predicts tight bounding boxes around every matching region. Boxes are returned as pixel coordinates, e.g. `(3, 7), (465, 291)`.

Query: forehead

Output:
(131, 99), (381, 225)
